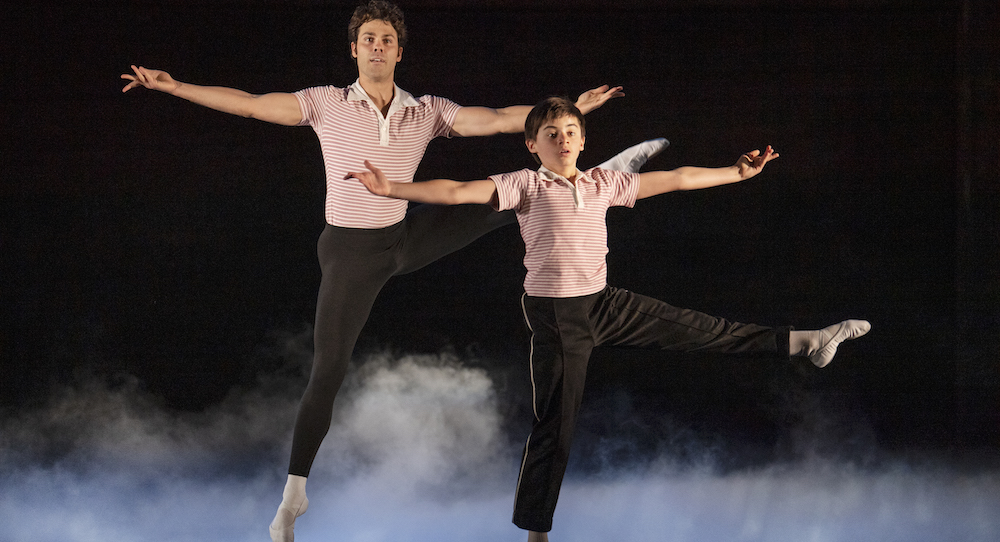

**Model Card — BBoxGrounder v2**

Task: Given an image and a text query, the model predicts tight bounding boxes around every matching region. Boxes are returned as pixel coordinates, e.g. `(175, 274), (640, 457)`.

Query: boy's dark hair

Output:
(524, 96), (585, 142)
(348, 0), (408, 48)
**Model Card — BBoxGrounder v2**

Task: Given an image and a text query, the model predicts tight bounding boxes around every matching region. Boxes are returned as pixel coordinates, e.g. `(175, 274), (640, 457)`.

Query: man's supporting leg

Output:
(272, 224), (401, 542)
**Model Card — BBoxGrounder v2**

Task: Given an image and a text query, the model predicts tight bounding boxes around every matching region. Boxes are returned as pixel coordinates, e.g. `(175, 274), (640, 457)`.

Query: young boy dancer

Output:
(350, 96), (871, 541)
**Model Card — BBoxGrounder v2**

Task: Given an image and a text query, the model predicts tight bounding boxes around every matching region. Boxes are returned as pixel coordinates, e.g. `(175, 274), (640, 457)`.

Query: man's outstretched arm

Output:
(449, 84), (624, 137)
(121, 65), (302, 126)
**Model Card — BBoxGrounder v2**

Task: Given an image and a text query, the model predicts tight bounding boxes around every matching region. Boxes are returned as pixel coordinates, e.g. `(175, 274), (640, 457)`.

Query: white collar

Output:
(347, 80), (420, 111)
(538, 166), (589, 208)
(538, 165), (591, 183)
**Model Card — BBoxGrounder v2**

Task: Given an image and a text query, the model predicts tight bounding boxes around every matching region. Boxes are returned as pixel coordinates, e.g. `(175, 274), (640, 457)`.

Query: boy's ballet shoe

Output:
(809, 319), (871, 368)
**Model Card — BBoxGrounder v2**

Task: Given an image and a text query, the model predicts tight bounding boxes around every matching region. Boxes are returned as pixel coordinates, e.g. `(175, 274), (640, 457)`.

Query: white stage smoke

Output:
(1, 350), (998, 542)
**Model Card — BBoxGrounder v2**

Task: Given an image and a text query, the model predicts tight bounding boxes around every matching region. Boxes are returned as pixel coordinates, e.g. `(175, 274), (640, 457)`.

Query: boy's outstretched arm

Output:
(636, 146), (778, 199)
(347, 160), (498, 205)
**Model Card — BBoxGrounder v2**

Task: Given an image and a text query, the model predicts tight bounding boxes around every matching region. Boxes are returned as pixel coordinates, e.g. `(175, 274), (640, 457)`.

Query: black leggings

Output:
(288, 203), (515, 476)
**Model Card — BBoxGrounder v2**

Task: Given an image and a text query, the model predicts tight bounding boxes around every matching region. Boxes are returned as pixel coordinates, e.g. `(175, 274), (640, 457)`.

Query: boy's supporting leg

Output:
(527, 531), (550, 542)
(790, 320), (872, 367)
(513, 293), (598, 533)
(594, 138), (669, 172)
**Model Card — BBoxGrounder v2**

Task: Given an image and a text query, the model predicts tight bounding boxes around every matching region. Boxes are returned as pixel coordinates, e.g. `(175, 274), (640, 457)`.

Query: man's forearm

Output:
(169, 82), (301, 126)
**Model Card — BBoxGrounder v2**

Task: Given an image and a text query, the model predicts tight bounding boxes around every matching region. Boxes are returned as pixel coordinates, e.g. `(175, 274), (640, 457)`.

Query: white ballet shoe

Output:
(597, 137), (669, 173)
(269, 497), (309, 542)
(809, 319), (871, 368)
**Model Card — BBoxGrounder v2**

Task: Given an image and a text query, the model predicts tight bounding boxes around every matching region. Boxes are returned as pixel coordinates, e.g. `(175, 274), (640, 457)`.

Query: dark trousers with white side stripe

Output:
(512, 285), (790, 532)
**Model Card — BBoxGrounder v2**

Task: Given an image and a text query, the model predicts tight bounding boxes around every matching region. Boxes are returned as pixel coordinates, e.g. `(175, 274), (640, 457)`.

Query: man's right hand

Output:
(121, 65), (180, 94)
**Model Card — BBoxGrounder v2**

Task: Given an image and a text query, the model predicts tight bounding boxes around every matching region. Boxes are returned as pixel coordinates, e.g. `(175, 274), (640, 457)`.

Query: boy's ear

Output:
(525, 139), (538, 154)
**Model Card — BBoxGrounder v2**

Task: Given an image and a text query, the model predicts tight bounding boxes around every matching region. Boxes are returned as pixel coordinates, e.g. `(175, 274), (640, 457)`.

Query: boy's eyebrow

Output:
(542, 123), (580, 130)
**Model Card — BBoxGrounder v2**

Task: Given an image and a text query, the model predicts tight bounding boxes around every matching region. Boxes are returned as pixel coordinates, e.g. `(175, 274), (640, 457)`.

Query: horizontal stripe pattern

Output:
(295, 85), (460, 228)
(491, 167), (639, 297)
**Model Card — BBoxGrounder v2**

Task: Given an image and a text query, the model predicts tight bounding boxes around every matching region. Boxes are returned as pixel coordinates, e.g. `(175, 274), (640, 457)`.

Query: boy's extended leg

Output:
(592, 286), (789, 356)
(591, 286), (870, 365)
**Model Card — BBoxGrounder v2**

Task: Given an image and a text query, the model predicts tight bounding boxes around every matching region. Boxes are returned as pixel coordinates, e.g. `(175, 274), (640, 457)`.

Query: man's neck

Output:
(358, 76), (396, 116)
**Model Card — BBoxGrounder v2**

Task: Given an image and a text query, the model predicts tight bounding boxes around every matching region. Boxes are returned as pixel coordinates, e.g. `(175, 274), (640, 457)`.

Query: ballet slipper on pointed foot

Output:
(597, 138), (669, 172)
(810, 319), (871, 368)
(269, 497), (309, 542)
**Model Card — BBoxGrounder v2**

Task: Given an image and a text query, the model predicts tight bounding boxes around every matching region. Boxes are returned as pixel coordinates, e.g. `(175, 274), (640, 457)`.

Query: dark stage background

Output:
(3, 0), (999, 489)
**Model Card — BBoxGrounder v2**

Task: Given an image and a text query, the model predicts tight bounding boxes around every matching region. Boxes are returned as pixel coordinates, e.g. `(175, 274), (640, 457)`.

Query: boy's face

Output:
(526, 114), (586, 173)
(351, 19), (403, 83)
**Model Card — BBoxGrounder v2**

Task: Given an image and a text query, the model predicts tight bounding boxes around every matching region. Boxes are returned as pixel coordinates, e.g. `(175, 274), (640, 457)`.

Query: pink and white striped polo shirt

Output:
(295, 81), (461, 228)
(490, 166), (640, 298)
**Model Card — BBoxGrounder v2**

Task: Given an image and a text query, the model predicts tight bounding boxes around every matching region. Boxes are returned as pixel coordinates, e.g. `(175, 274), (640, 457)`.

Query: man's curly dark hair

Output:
(348, 0), (407, 49)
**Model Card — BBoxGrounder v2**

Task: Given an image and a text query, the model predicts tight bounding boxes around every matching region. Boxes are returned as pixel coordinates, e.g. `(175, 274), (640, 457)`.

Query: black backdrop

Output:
(3, 0), (997, 457)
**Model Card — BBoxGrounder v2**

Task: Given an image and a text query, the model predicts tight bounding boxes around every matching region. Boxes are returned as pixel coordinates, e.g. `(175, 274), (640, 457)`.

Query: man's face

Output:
(351, 19), (403, 83)
(526, 114), (586, 172)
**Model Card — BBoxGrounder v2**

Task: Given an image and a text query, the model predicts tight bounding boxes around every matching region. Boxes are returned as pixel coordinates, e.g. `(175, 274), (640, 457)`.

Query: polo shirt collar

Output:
(538, 166), (592, 183)
(348, 80), (421, 146)
(538, 166), (590, 208)
(347, 79), (421, 113)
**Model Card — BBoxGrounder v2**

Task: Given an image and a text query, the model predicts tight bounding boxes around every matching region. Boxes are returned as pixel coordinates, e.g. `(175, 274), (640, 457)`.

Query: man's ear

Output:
(396, 46), (403, 62)
(351, 42), (358, 58)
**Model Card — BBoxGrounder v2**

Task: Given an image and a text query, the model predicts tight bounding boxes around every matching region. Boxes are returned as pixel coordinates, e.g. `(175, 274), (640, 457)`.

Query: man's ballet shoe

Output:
(269, 497), (309, 542)
(597, 137), (669, 173)
(809, 319), (871, 368)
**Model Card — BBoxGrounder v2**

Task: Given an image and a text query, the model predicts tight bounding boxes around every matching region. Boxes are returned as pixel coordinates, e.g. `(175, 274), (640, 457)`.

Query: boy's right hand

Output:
(345, 160), (392, 197)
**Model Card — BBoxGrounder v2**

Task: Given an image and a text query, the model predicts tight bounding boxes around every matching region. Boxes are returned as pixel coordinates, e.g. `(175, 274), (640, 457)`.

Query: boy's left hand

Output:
(575, 85), (625, 114)
(737, 145), (779, 179)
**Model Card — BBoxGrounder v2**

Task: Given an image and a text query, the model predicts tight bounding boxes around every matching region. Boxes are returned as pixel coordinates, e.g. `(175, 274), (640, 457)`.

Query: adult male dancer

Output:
(120, 2), (666, 540)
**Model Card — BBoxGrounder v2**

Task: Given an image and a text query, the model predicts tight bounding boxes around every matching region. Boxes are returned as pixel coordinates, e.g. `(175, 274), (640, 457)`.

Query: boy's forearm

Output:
(385, 178), (496, 205)
(674, 165), (742, 191)
(387, 179), (462, 204)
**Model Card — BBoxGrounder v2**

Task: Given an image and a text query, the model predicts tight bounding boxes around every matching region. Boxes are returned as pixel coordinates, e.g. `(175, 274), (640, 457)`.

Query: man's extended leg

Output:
(594, 138), (668, 172)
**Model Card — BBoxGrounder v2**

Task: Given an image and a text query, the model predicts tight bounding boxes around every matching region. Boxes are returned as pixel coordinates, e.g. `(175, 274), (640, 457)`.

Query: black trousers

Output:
(513, 285), (790, 532)
(287, 204), (514, 476)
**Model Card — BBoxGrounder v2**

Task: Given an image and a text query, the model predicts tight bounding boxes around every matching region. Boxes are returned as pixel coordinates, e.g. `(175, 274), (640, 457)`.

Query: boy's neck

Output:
(542, 162), (580, 182)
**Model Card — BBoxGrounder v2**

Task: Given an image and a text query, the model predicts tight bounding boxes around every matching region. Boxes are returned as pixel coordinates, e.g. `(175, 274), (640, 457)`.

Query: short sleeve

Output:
(488, 169), (531, 212)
